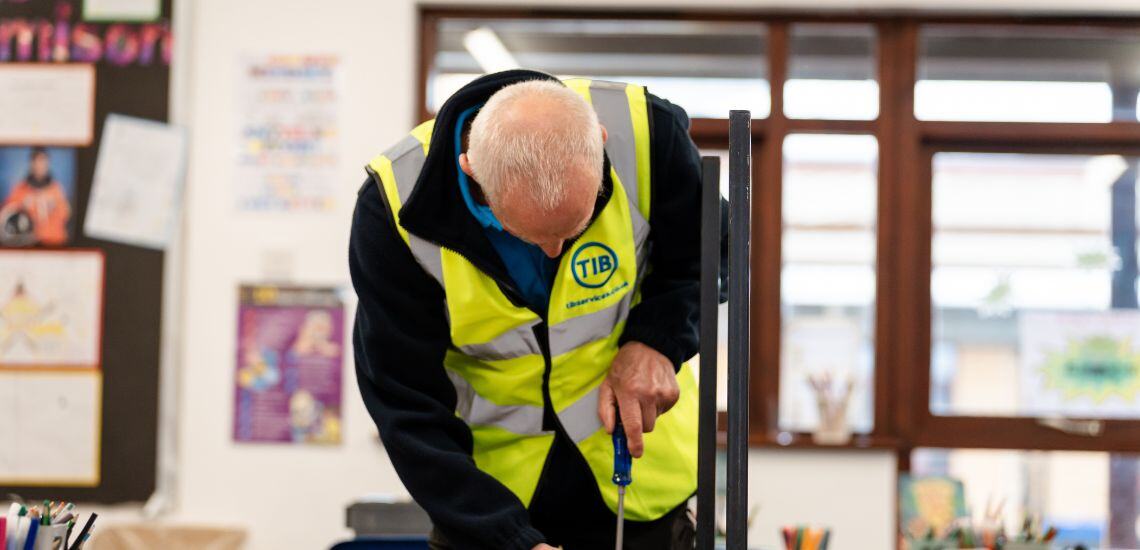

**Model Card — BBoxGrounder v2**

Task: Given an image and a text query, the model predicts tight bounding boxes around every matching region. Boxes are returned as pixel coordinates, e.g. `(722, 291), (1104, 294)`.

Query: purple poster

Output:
(234, 285), (344, 445)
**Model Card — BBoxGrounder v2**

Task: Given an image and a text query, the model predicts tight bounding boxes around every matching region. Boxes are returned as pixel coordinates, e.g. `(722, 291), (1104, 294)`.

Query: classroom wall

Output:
(81, 0), (1138, 549)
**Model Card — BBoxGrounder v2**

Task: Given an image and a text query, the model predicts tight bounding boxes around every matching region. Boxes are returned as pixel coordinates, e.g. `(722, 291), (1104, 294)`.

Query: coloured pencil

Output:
(66, 514), (96, 550)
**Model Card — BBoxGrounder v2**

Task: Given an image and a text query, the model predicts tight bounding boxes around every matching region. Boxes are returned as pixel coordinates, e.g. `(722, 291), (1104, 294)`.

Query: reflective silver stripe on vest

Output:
(448, 370), (548, 436)
(557, 385), (604, 443)
(407, 236), (444, 287)
(384, 138), (446, 287)
(457, 320), (542, 361)
(385, 134), (424, 204)
(549, 290), (633, 357)
(589, 80), (641, 213)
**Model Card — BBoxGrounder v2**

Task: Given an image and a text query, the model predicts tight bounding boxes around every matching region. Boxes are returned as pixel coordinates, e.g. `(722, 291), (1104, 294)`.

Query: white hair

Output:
(467, 80), (603, 211)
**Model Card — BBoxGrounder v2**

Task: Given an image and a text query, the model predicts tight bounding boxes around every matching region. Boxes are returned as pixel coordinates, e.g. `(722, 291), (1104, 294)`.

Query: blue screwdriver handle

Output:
(612, 419), (632, 487)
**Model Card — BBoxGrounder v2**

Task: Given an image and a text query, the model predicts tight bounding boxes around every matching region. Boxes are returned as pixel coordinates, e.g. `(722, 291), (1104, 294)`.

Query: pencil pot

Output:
(34, 524), (68, 550)
(906, 541), (953, 550)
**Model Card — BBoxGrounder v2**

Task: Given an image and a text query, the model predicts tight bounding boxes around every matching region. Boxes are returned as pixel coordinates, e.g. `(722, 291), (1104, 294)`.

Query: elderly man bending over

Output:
(349, 69), (724, 550)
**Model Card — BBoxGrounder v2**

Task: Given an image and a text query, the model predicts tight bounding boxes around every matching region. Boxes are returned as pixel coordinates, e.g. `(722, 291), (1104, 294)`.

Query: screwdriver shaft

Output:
(615, 486), (625, 550)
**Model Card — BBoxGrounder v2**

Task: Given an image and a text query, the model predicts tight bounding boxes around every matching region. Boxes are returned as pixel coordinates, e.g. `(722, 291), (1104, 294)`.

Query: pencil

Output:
(66, 514), (97, 550)
(804, 528), (821, 550)
(22, 520), (38, 550)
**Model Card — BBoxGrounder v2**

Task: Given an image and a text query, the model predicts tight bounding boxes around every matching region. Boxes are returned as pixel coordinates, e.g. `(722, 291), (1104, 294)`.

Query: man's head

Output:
(459, 80), (607, 258)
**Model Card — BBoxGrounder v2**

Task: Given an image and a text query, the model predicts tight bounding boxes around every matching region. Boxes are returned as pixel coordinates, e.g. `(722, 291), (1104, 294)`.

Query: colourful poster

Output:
(235, 55), (341, 212)
(234, 285), (344, 445)
(898, 475), (967, 538)
(1019, 311), (1140, 418)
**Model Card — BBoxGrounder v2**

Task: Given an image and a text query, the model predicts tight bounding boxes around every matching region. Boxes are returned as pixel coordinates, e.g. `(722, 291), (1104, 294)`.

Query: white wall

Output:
(79, 0), (1135, 549)
(168, 1), (413, 548)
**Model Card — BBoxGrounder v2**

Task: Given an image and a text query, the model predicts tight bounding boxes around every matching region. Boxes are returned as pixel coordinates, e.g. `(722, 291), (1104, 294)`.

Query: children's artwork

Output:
(0, 249), (103, 485)
(85, 114), (188, 249)
(83, 0), (161, 21)
(0, 250), (104, 367)
(1019, 311), (1140, 418)
(0, 370), (102, 486)
(234, 285), (344, 445)
(0, 65), (95, 145)
(235, 54), (341, 212)
(0, 146), (77, 247)
(899, 475), (967, 538)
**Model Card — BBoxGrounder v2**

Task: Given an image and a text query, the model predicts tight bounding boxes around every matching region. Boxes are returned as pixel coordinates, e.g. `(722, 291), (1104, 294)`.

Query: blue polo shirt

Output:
(456, 106), (558, 311)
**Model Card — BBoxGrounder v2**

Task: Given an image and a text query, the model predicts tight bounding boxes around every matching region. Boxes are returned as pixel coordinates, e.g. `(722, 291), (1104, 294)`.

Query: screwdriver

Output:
(612, 417), (632, 550)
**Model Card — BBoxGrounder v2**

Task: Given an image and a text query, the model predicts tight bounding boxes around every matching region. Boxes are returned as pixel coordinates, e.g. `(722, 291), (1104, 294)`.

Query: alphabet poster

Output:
(234, 285), (344, 445)
(235, 54), (342, 212)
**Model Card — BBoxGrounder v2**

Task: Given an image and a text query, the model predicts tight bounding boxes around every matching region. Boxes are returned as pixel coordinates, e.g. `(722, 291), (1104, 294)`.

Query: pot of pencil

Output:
(780, 525), (831, 550)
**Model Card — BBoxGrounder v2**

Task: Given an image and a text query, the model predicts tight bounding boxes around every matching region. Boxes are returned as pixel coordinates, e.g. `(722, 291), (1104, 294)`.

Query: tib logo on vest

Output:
(570, 242), (619, 288)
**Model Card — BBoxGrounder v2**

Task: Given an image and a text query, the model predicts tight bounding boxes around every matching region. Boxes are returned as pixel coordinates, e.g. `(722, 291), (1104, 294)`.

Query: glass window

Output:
(931, 153), (1140, 418)
(917, 26), (1140, 122)
(780, 134), (878, 434)
(912, 448), (1140, 548)
(785, 24), (878, 120)
(427, 18), (770, 118)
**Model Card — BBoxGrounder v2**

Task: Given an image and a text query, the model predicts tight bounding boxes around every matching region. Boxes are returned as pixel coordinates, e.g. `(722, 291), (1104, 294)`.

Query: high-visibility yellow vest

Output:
(368, 78), (697, 521)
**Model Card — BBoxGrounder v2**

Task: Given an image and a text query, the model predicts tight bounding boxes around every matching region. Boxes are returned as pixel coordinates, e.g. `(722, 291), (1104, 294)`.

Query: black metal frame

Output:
(697, 156), (721, 550)
(696, 111), (752, 549)
(726, 111), (753, 550)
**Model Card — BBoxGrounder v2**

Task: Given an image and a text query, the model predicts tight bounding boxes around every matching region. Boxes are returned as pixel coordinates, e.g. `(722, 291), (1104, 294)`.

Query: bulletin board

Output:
(0, 0), (173, 503)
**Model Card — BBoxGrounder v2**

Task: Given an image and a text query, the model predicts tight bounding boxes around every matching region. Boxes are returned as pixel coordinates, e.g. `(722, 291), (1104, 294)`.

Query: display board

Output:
(0, 0), (172, 502)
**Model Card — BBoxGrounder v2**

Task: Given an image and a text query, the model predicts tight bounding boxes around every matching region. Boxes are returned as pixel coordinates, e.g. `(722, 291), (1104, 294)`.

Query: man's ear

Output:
(458, 153), (476, 178)
(600, 124), (608, 144)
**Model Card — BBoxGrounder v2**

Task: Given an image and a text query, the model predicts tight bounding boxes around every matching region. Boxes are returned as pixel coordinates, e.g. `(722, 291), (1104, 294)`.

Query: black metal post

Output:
(726, 110), (752, 550)
(696, 156), (721, 550)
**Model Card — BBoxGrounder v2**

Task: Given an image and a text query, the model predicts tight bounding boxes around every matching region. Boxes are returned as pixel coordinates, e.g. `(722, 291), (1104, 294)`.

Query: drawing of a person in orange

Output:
(0, 147), (71, 246)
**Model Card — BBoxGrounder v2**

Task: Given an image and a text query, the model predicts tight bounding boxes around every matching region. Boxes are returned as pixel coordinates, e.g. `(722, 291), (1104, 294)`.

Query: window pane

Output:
(917, 26), (1140, 122)
(785, 24), (878, 120)
(429, 18), (769, 118)
(911, 448), (1140, 548)
(931, 153), (1140, 418)
(780, 134), (877, 434)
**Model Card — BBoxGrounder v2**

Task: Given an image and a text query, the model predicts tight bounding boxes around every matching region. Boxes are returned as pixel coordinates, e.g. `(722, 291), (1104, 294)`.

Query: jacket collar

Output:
(397, 70), (614, 289)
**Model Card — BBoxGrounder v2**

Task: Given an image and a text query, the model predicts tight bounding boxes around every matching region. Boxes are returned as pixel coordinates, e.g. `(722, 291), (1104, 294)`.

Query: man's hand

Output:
(597, 341), (680, 458)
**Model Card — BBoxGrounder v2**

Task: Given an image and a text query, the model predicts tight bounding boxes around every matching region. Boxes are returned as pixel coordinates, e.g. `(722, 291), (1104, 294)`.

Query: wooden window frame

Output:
(416, 7), (1140, 458)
